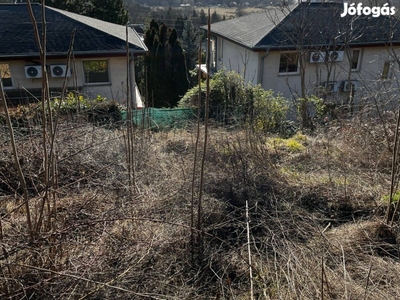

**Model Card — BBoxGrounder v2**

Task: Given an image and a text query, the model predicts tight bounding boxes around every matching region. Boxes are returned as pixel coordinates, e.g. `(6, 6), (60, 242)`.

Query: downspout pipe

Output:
(129, 52), (136, 109)
(126, 24), (137, 109)
(259, 48), (271, 87)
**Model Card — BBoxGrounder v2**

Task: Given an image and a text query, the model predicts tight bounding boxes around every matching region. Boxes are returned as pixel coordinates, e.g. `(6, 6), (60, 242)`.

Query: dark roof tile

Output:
(207, 2), (400, 50)
(0, 3), (147, 58)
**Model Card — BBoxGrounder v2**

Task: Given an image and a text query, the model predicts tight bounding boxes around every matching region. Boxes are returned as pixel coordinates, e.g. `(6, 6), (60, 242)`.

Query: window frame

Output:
(278, 52), (299, 75)
(82, 59), (111, 85)
(381, 60), (395, 80)
(0, 63), (13, 88)
(350, 49), (362, 72)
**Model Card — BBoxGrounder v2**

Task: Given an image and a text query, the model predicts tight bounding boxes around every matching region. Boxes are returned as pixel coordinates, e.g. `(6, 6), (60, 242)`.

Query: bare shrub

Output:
(0, 113), (399, 299)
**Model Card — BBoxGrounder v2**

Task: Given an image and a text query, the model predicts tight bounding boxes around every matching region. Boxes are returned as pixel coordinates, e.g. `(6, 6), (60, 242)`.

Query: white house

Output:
(204, 1), (400, 110)
(0, 3), (147, 108)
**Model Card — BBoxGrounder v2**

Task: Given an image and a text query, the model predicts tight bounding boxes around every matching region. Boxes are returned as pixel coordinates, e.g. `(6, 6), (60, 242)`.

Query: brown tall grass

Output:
(0, 111), (399, 298)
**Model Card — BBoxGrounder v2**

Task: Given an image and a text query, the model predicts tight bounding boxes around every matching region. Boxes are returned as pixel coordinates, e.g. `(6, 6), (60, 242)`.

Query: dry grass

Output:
(0, 114), (399, 299)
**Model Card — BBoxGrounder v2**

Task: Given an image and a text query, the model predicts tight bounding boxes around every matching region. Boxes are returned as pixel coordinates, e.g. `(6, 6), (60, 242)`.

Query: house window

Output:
(83, 60), (110, 84)
(279, 53), (299, 74)
(0, 64), (12, 87)
(351, 49), (361, 71)
(381, 61), (394, 80)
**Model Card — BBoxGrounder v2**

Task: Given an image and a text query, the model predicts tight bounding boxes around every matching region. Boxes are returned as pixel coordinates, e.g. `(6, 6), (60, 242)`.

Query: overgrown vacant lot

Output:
(0, 115), (399, 299)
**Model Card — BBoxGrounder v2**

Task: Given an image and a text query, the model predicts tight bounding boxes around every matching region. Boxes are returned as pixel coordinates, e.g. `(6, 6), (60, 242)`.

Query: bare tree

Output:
(265, 2), (364, 126)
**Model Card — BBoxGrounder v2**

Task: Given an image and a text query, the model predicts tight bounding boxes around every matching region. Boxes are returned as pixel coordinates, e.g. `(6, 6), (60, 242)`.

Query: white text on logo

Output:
(340, 3), (396, 17)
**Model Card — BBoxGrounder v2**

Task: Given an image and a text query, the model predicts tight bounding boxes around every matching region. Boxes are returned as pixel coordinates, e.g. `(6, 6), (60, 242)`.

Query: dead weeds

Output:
(0, 116), (399, 299)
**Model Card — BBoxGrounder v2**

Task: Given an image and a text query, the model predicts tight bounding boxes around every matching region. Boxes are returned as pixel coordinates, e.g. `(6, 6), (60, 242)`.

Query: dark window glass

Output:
(83, 60), (109, 84)
(351, 50), (360, 70)
(279, 53), (298, 73)
(381, 61), (396, 80)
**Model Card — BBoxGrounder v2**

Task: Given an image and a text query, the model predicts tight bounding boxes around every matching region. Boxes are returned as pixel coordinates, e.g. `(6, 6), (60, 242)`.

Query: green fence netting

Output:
(121, 107), (196, 130)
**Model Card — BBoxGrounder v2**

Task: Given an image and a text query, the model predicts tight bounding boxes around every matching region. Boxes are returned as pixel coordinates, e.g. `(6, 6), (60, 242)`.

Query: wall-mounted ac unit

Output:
(342, 80), (361, 92)
(328, 51), (344, 62)
(50, 65), (71, 78)
(310, 51), (344, 63)
(323, 81), (339, 93)
(310, 51), (325, 63)
(24, 65), (42, 78)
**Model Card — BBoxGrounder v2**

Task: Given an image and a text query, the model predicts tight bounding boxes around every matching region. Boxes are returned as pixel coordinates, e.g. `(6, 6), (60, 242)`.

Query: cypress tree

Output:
(199, 9), (207, 26)
(144, 20), (189, 108)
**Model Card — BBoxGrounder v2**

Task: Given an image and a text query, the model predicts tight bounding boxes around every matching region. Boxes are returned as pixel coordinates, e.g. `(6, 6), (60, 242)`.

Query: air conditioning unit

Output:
(24, 65), (42, 78)
(310, 51), (344, 63)
(342, 80), (361, 92)
(310, 51), (326, 63)
(328, 51), (344, 62)
(323, 81), (339, 93)
(50, 64), (71, 78)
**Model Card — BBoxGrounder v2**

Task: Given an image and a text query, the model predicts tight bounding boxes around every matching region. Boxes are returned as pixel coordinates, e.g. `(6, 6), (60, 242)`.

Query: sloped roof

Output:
(0, 3), (147, 59)
(207, 2), (400, 50)
(205, 7), (291, 49)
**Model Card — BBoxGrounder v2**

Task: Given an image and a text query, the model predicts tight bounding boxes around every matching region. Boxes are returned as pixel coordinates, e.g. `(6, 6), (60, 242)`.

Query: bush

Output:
(51, 93), (107, 114)
(53, 94), (123, 127)
(179, 69), (288, 131)
(250, 85), (288, 133)
(1, 94), (122, 128)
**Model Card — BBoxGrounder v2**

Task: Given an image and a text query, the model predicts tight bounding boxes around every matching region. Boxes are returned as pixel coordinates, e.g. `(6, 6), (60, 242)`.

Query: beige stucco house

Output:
(205, 2), (400, 111)
(0, 3), (147, 107)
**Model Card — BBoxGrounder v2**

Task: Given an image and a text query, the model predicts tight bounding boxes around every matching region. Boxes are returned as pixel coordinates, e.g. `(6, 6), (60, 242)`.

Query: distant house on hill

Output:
(0, 3), (147, 108)
(203, 1), (400, 111)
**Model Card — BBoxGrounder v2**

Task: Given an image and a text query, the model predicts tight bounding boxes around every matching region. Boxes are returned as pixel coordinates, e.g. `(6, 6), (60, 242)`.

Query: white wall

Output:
(214, 37), (399, 103)
(4, 56), (131, 104)
(216, 38), (260, 85)
(212, 38), (400, 118)
(261, 46), (399, 100)
(79, 57), (130, 103)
